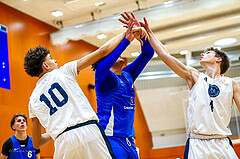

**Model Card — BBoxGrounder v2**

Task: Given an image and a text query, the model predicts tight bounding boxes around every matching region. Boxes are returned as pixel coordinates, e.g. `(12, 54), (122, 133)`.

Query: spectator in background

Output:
(0, 113), (40, 159)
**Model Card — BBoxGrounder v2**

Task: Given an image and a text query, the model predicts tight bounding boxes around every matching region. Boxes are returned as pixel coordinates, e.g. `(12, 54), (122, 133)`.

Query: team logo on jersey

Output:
(208, 84), (220, 97)
(130, 97), (135, 105)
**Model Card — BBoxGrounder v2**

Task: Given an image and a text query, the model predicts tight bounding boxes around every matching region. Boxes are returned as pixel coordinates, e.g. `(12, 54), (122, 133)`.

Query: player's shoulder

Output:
(3, 137), (13, 146)
(186, 66), (199, 73)
(232, 78), (239, 87)
(186, 66), (200, 80)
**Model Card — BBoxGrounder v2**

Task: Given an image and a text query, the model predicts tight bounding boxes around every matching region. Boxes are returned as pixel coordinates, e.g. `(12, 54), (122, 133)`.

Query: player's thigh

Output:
(187, 138), (238, 159)
(108, 137), (129, 159)
(127, 137), (139, 159)
(54, 124), (113, 159)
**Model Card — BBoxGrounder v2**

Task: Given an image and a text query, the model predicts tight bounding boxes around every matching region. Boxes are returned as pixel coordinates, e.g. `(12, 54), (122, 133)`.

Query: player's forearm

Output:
(141, 37), (154, 58)
(0, 154), (8, 159)
(76, 32), (126, 72)
(38, 133), (52, 148)
(147, 30), (170, 58)
(126, 51), (152, 81)
(99, 31), (126, 57)
(36, 153), (40, 159)
(97, 38), (130, 73)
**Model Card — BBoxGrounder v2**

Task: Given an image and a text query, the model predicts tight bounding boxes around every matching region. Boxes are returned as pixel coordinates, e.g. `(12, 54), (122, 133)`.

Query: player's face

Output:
(116, 56), (125, 64)
(112, 56), (125, 70)
(200, 51), (216, 63)
(45, 54), (58, 71)
(12, 116), (27, 131)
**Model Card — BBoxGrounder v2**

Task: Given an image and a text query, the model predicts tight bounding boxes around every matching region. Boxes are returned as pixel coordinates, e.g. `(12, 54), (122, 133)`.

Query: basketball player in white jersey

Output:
(120, 13), (240, 158)
(23, 19), (142, 159)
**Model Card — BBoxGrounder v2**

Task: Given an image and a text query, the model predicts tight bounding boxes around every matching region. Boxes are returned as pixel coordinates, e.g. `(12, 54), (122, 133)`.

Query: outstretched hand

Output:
(119, 12), (141, 28)
(119, 12), (147, 46)
(125, 17), (135, 42)
(132, 27), (148, 45)
(139, 17), (151, 33)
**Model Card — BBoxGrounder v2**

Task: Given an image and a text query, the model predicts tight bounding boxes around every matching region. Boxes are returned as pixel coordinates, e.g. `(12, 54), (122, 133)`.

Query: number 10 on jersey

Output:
(40, 83), (68, 115)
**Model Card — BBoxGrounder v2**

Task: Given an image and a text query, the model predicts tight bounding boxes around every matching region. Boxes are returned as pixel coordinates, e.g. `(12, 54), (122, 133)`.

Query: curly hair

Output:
(24, 45), (49, 77)
(10, 113), (28, 131)
(204, 47), (230, 74)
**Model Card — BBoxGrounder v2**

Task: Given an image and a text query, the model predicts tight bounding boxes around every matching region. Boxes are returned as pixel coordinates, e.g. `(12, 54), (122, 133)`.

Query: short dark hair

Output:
(10, 113), (28, 131)
(204, 47), (230, 74)
(91, 60), (101, 71)
(92, 56), (107, 71)
(24, 45), (49, 77)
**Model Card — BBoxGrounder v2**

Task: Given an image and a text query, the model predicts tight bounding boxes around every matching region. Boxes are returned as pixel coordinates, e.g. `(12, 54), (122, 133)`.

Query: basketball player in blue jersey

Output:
(120, 13), (240, 158)
(92, 13), (154, 159)
(1, 114), (40, 159)
(23, 18), (145, 159)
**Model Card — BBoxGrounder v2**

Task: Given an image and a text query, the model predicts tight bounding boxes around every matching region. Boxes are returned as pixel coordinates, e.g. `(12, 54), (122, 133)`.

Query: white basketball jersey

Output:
(188, 73), (233, 136)
(29, 61), (98, 139)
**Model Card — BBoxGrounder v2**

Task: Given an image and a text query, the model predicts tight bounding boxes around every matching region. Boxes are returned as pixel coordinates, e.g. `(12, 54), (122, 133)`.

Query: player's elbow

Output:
(33, 142), (40, 149)
(32, 138), (41, 149)
(33, 144), (40, 149)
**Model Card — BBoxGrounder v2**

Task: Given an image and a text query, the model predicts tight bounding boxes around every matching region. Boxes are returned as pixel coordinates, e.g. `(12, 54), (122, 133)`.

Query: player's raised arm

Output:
(140, 17), (199, 88)
(76, 19), (135, 72)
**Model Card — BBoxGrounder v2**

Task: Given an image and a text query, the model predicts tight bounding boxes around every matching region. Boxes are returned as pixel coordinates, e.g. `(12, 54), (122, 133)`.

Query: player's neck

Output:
(205, 67), (221, 79)
(202, 62), (221, 79)
(110, 66), (123, 75)
(111, 68), (122, 75)
(15, 131), (27, 140)
(38, 71), (46, 79)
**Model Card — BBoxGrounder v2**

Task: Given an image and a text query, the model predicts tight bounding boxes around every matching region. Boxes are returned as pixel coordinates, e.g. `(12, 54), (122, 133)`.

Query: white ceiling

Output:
(1, 0), (240, 58)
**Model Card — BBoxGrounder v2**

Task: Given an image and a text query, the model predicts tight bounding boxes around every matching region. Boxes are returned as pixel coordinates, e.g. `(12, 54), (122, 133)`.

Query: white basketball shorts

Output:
(184, 137), (238, 159)
(54, 121), (115, 159)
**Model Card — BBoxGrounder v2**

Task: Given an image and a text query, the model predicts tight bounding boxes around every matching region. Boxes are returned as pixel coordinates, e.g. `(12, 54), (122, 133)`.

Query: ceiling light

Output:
(131, 52), (140, 57)
(51, 10), (63, 17)
(214, 38), (237, 46)
(180, 50), (189, 55)
(97, 33), (107, 39)
(164, 0), (173, 5)
(95, 1), (105, 6)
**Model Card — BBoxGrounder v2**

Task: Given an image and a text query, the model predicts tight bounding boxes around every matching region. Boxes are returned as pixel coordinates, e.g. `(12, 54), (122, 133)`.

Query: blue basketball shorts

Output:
(108, 136), (139, 159)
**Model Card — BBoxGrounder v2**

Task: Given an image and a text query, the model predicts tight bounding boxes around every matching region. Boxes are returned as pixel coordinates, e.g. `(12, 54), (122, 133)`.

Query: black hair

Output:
(24, 45), (50, 77)
(10, 113), (28, 131)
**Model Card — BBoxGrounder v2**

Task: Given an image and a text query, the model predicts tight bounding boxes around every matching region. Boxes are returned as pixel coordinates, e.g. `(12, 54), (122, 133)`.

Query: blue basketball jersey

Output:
(96, 70), (136, 137)
(9, 136), (36, 159)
